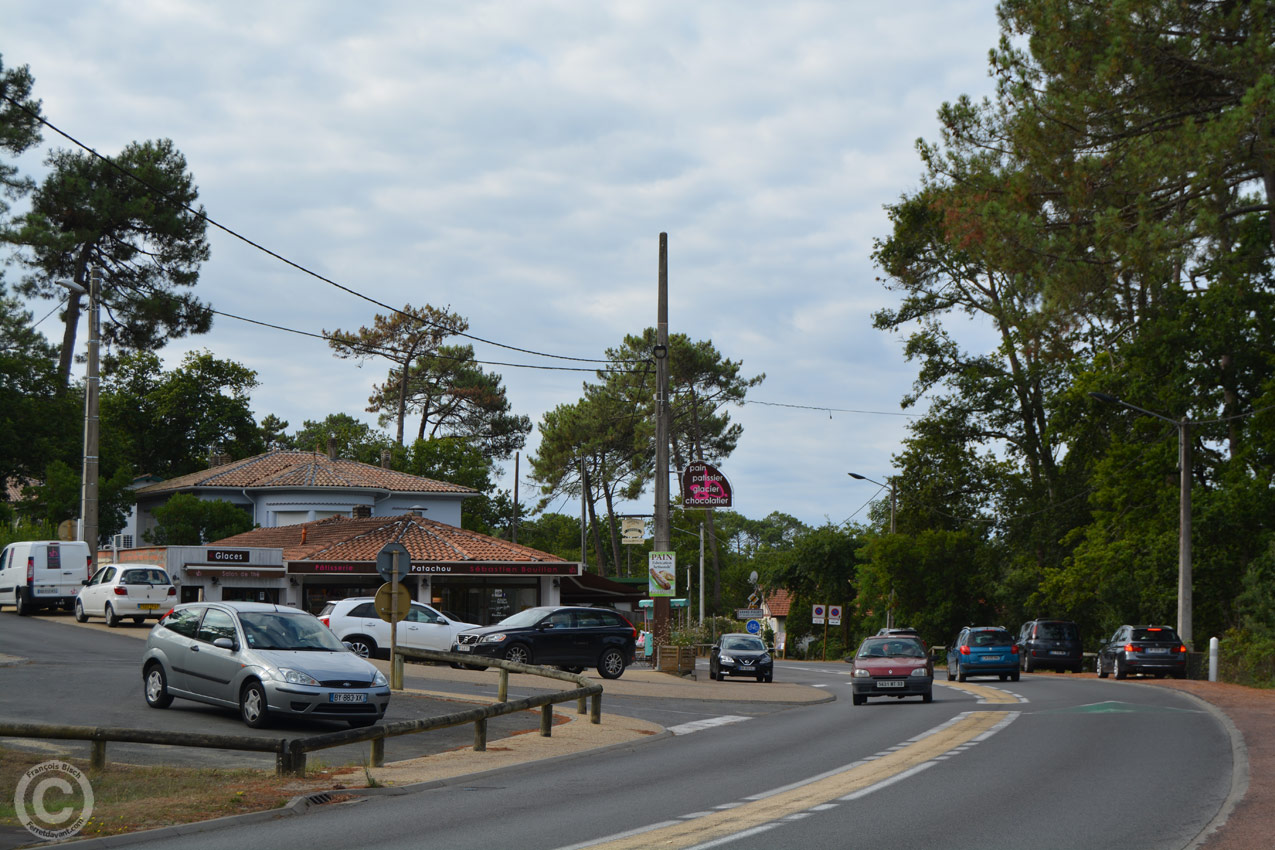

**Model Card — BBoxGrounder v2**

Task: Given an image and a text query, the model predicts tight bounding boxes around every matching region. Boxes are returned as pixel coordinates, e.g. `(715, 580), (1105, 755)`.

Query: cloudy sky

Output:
(2, 1), (1004, 529)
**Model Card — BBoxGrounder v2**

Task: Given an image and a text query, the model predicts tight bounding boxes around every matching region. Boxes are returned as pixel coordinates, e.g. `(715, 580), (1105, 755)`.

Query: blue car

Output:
(946, 626), (1020, 682)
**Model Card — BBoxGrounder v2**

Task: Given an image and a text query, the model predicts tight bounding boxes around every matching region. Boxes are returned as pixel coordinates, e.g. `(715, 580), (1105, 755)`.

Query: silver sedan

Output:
(142, 601), (390, 728)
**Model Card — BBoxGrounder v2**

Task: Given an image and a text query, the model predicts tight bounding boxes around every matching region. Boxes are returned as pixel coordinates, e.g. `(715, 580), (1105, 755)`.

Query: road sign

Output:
(746, 619), (761, 635)
(829, 605), (843, 626)
(373, 581), (411, 623)
(813, 604), (827, 624)
(736, 608), (764, 619)
(376, 542), (411, 583)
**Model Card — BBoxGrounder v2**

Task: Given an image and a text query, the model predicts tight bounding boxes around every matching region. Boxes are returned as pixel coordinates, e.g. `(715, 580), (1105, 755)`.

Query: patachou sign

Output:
(681, 461), (733, 508)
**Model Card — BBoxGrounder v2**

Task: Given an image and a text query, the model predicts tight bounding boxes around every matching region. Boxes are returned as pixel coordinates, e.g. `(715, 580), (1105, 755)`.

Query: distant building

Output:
(131, 448), (477, 542)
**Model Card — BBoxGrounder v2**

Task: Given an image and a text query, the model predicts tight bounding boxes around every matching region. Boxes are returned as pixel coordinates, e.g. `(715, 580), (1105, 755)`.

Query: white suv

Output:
(317, 597), (477, 659)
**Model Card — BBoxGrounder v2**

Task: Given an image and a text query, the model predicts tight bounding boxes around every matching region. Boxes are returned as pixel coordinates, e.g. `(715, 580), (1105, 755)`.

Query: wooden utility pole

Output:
(81, 267), (101, 566)
(653, 234), (672, 649)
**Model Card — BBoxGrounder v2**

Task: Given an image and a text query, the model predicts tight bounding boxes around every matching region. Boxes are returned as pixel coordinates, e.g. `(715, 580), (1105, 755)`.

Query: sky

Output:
(1, 1), (1004, 530)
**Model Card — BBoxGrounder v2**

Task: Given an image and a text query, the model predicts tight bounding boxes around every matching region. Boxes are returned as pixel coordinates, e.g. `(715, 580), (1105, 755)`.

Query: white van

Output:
(0, 540), (93, 616)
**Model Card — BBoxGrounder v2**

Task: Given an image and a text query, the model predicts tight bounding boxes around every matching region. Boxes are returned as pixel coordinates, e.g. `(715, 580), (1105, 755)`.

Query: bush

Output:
(1218, 628), (1275, 688)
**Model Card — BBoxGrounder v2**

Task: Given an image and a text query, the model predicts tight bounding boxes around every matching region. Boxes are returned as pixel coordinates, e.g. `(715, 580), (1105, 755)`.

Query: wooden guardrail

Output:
(0, 649), (604, 778)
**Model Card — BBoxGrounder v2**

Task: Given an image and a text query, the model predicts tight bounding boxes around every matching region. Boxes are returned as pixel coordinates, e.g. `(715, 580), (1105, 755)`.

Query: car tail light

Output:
(26, 556), (34, 584)
(1124, 644), (1137, 653)
(114, 586), (128, 595)
(86, 556), (93, 581)
(1177, 644), (1187, 654)
(1010, 645), (1019, 655)
(959, 645), (970, 655)
(167, 586), (177, 596)
(318, 616), (330, 628)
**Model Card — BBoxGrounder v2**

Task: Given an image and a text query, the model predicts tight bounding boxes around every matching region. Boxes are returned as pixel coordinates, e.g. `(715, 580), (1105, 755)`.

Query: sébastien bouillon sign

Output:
(681, 461), (733, 509)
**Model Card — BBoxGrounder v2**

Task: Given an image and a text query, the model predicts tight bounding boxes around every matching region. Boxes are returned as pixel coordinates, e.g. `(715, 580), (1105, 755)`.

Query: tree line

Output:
(5, 0), (1275, 667)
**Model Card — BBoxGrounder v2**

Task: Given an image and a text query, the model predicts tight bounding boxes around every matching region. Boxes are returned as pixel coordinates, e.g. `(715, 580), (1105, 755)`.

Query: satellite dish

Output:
(749, 570), (758, 584)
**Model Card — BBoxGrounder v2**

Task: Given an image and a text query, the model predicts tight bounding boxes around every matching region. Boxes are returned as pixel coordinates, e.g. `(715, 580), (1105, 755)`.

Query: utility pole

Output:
(511, 452), (519, 545)
(653, 233), (672, 649)
(81, 268), (101, 566)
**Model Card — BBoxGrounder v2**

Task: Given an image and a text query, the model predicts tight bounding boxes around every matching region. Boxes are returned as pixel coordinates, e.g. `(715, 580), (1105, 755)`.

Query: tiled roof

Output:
(763, 587), (794, 617)
(134, 451), (476, 496)
(212, 514), (569, 564)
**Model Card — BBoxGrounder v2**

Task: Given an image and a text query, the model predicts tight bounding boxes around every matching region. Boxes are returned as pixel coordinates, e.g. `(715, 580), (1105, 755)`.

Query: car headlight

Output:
(479, 633), (507, 644)
(719, 654), (735, 664)
(852, 668), (871, 678)
(760, 654), (772, 662)
(910, 667), (931, 678)
(276, 667), (320, 686)
(372, 669), (388, 687)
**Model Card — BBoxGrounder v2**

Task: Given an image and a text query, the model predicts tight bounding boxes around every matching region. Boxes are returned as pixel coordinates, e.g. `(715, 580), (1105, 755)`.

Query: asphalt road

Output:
(3, 609), (1236, 850)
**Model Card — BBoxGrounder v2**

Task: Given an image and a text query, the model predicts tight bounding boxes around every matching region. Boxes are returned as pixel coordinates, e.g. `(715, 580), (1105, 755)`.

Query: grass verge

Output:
(1, 746), (363, 842)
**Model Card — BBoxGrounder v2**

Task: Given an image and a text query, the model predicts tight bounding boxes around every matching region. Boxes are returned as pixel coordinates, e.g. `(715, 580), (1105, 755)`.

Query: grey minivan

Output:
(1016, 618), (1083, 673)
(142, 602), (390, 728)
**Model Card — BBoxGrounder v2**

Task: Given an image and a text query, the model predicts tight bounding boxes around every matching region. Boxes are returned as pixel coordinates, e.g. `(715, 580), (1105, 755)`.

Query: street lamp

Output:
(1089, 392), (1193, 646)
(56, 269), (101, 567)
(849, 472), (897, 628)
(848, 472), (895, 534)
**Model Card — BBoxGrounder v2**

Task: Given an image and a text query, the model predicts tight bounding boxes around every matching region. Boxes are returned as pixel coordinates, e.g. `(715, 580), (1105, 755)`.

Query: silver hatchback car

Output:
(142, 601), (391, 728)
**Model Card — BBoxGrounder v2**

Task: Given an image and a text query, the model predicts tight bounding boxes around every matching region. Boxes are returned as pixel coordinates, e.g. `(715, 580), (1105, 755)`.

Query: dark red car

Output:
(849, 636), (933, 705)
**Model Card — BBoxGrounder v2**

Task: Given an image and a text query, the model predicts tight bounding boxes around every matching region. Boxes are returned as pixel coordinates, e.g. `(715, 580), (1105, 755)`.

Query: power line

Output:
(742, 398), (918, 418)
(0, 93), (643, 367)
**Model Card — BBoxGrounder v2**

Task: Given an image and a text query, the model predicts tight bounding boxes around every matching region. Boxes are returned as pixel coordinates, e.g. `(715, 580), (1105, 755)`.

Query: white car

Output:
(75, 564), (176, 627)
(317, 597), (478, 659)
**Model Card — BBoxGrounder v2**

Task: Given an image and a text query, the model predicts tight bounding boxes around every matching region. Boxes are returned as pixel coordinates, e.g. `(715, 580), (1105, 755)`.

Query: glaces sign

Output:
(681, 461), (733, 508)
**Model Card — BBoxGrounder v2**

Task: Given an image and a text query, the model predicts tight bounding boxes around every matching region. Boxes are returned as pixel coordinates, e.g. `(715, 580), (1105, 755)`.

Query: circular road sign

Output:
(746, 619), (762, 635)
(373, 581), (411, 623)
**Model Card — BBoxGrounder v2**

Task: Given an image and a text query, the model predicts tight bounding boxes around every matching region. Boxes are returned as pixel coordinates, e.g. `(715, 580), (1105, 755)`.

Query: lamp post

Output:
(57, 269), (101, 568)
(848, 472), (896, 627)
(1089, 392), (1193, 646)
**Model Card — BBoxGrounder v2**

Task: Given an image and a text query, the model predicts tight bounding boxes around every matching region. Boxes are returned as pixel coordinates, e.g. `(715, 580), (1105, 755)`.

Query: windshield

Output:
(722, 636), (766, 652)
(858, 639), (925, 658)
(1036, 622), (1078, 640)
(240, 611), (347, 651)
(970, 630), (1013, 647)
(493, 607), (557, 629)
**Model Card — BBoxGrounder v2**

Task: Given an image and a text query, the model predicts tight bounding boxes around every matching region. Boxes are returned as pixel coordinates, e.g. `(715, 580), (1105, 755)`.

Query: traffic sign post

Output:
(376, 543), (411, 689)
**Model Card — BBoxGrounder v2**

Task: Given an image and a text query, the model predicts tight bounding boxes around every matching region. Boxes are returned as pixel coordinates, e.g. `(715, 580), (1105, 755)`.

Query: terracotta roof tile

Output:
(213, 514), (569, 565)
(763, 588), (794, 617)
(135, 451), (476, 495)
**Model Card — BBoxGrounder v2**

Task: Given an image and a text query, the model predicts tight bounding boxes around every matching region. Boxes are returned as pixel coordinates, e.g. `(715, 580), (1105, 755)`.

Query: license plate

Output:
(1049, 650), (1068, 656)
(34, 586), (59, 596)
(455, 645), (471, 653)
(1146, 647), (1169, 655)
(982, 655), (1002, 662)
(329, 693), (367, 703)
(877, 680), (905, 688)
(139, 603), (159, 610)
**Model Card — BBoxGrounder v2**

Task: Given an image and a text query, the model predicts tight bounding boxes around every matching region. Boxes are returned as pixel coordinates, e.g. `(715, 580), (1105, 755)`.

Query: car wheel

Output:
(344, 635), (377, 659)
(240, 680), (271, 728)
(956, 664), (968, 683)
(1010, 670), (1020, 682)
(557, 666), (585, 674)
(143, 663), (173, 709)
(105, 603), (120, 628)
(463, 664), (488, 671)
(15, 592), (30, 616)
(1071, 663), (1084, 674)
(999, 673), (1008, 681)
(504, 643), (532, 665)
(923, 690), (933, 703)
(1114, 658), (1128, 680)
(1097, 656), (1108, 678)
(597, 647), (626, 680)
(852, 693), (866, 706)
(132, 616), (146, 624)
(764, 673), (773, 683)
(74, 600), (89, 623)
(945, 664), (954, 681)
(1022, 653), (1034, 673)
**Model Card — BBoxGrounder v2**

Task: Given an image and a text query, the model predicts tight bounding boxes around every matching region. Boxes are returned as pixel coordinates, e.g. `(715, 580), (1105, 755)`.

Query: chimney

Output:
(327, 435), (337, 460)
(381, 449), (392, 469)
(410, 505), (427, 518)
(352, 505), (372, 519)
